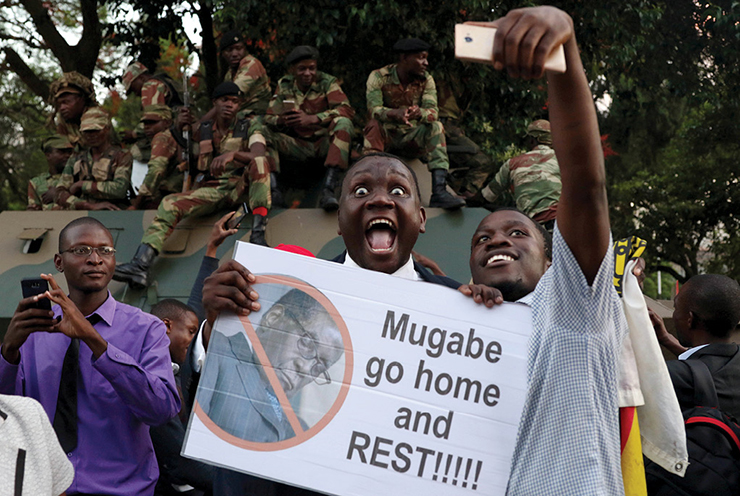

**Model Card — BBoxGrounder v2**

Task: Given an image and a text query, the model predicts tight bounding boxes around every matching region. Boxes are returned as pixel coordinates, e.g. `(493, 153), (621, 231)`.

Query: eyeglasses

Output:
(60, 245), (116, 257)
(284, 308), (332, 386)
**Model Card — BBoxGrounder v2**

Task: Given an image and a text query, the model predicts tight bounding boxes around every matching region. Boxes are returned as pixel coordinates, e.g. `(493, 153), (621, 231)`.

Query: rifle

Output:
(181, 71), (194, 192)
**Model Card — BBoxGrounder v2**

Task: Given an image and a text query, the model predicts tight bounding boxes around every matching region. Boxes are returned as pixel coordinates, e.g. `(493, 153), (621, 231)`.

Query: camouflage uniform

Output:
(362, 64), (449, 171)
(224, 55), (272, 117)
(436, 80), (496, 196)
(141, 119), (270, 253)
(252, 71), (354, 172)
(481, 144), (561, 222)
(136, 128), (184, 206)
(55, 147), (134, 209)
(27, 173), (62, 211)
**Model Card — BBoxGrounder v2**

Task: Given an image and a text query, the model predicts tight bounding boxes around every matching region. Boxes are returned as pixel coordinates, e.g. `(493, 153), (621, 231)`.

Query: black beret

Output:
(220, 30), (245, 52)
(285, 46), (320, 67)
(212, 82), (242, 100)
(393, 38), (431, 53)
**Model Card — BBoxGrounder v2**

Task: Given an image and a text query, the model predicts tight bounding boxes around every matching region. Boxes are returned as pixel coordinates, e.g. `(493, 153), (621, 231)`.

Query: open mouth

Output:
(365, 218), (396, 253)
(485, 253), (516, 267)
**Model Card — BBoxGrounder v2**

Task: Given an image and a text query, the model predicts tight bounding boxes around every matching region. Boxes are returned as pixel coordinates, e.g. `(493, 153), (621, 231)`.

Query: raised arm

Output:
(489, 7), (609, 283)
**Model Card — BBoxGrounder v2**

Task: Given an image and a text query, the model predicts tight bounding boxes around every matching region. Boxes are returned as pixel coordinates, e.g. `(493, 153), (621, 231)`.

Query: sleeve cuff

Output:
(248, 134), (266, 147)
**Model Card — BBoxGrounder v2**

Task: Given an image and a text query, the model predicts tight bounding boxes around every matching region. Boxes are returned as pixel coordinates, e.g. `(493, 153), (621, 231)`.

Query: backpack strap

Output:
(686, 359), (720, 408)
(233, 118), (249, 140)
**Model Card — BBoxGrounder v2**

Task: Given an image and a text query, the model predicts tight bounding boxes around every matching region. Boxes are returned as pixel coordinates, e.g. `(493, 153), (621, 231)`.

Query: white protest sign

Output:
(183, 242), (531, 496)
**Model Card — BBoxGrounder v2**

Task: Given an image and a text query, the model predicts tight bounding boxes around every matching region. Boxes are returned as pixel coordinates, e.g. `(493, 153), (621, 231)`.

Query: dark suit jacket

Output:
(667, 343), (740, 419)
(330, 252), (462, 289)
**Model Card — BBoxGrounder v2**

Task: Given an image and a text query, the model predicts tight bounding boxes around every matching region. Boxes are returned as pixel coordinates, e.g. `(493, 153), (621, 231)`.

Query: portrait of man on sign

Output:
(197, 283), (346, 444)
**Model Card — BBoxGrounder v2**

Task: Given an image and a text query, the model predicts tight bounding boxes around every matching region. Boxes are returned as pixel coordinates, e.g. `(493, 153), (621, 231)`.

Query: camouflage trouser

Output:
(445, 122), (496, 196)
(141, 159), (270, 253)
(138, 171), (186, 210)
(362, 119), (449, 171)
(263, 117), (353, 172)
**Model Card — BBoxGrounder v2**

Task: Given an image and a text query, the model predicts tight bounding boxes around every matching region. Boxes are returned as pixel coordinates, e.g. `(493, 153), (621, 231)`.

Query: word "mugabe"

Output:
(382, 311), (502, 363)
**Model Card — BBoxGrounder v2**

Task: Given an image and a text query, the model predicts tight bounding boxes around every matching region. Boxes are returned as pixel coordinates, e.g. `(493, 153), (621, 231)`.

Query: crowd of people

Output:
(4, 4), (739, 496)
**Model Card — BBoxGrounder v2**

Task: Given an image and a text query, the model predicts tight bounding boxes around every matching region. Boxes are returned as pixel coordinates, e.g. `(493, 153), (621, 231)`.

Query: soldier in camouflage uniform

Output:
(130, 105), (185, 209)
(480, 120), (561, 231)
(436, 78), (496, 203)
(251, 46), (355, 211)
(363, 38), (465, 210)
(55, 108), (133, 210)
(114, 82), (271, 289)
(48, 72), (98, 149)
(219, 30), (271, 118)
(122, 61), (182, 109)
(122, 61), (185, 161)
(27, 135), (75, 211)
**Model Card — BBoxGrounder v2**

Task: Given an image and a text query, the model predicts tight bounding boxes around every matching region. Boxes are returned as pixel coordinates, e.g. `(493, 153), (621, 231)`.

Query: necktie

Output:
(52, 314), (100, 452)
(53, 337), (79, 452)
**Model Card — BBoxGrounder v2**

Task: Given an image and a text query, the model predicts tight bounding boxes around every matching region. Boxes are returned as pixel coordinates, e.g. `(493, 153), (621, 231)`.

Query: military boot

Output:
(429, 169), (466, 210)
(113, 244), (158, 289)
(270, 172), (285, 209)
(318, 166), (340, 212)
(249, 214), (268, 246)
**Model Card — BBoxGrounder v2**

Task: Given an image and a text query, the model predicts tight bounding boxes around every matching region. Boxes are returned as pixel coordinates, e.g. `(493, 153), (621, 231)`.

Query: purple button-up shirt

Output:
(0, 292), (180, 495)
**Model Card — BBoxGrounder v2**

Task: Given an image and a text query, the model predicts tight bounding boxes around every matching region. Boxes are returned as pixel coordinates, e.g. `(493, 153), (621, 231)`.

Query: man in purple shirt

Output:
(0, 217), (180, 495)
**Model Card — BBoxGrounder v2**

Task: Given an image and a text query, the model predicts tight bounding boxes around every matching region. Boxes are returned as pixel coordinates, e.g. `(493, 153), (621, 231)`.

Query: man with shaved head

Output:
(650, 274), (740, 419)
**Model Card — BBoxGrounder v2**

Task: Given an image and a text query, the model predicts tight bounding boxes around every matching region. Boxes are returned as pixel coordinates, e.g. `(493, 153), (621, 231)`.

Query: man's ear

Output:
(264, 304), (284, 327)
(687, 311), (697, 330)
(162, 318), (172, 334)
(418, 206), (427, 234)
(53, 253), (63, 273)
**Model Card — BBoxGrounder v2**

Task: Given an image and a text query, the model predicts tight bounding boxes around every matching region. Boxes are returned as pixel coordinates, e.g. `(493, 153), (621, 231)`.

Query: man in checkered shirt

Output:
(465, 6), (628, 495)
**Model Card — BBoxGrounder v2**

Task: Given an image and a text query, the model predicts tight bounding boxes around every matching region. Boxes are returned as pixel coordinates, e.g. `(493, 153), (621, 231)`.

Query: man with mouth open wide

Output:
(464, 6), (629, 495)
(0, 217), (180, 495)
(196, 151), (501, 494)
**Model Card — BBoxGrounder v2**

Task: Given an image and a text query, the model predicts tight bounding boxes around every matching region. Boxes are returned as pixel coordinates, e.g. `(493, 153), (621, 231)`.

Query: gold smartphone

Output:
(454, 24), (566, 73)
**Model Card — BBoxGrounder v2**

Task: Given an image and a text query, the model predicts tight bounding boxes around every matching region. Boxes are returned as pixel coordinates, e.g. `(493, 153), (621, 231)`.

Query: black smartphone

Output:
(21, 277), (52, 311)
(227, 203), (249, 230)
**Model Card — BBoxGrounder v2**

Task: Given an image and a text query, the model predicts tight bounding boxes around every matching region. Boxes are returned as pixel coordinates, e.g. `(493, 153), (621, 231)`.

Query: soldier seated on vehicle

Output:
(48, 72), (98, 150)
(362, 38), (466, 210)
(27, 135), (75, 211)
(436, 78), (496, 203)
(250, 46), (355, 211)
(55, 108), (133, 211)
(113, 82), (272, 290)
(130, 105), (185, 210)
(478, 119), (561, 232)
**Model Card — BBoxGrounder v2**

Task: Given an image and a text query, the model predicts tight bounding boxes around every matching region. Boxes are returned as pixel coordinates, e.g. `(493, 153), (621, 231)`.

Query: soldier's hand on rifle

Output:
(121, 130), (138, 144)
(211, 152), (235, 177)
(176, 107), (194, 132)
(282, 109), (320, 128)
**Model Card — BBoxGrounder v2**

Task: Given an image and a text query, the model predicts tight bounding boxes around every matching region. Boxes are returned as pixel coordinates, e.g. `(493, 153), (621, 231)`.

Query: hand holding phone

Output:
(454, 24), (566, 73)
(21, 277), (52, 311)
(227, 203), (249, 230)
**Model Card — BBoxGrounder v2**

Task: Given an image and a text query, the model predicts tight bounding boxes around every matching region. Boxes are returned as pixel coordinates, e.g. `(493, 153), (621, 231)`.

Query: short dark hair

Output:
(490, 207), (552, 261)
(58, 217), (110, 251)
(150, 299), (197, 322)
(273, 288), (334, 333)
(344, 152), (422, 203)
(684, 274), (740, 339)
